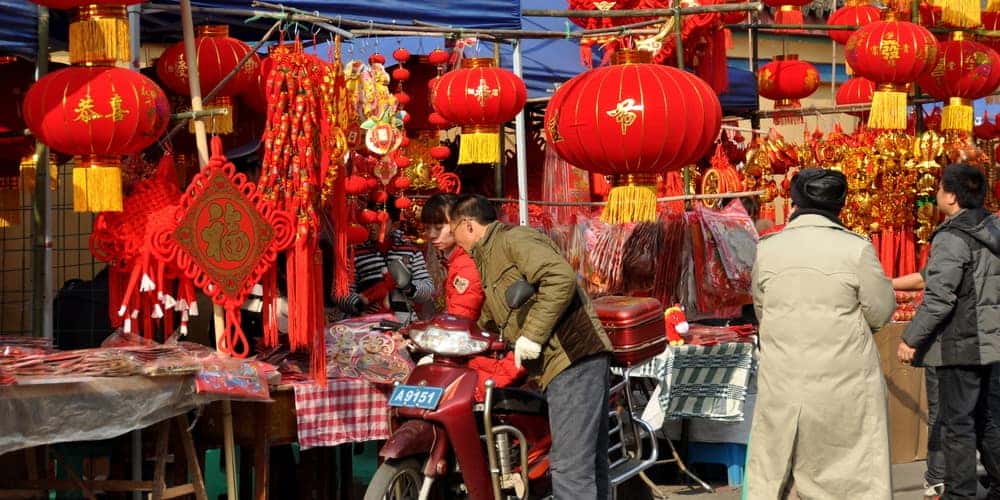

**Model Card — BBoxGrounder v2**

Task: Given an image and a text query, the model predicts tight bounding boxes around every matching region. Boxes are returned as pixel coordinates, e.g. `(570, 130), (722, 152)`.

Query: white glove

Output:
(513, 336), (542, 369)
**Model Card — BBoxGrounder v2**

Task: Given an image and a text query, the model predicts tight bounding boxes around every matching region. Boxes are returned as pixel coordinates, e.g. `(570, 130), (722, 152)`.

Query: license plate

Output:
(388, 385), (444, 410)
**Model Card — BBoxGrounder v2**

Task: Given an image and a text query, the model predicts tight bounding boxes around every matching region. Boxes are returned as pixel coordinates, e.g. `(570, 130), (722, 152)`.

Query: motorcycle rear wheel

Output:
(364, 457), (429, 500)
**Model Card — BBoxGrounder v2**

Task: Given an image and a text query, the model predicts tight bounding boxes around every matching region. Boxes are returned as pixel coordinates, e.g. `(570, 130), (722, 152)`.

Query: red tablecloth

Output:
(292, 378), (391, 449)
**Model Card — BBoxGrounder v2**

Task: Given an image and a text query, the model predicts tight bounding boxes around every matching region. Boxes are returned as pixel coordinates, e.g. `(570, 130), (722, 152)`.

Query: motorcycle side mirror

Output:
(388, 259), (412, 290)
(505, 279), (535, 310)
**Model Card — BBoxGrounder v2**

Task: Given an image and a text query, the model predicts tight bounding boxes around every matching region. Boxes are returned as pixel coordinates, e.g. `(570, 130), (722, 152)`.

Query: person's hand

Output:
(513, 336), (542, 369)
(897, 341), (917, 364)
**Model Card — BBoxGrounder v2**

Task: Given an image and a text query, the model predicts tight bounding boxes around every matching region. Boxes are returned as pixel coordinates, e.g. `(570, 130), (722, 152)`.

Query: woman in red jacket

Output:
(421, 193), (485, 320)
(421, 194), (521, 397)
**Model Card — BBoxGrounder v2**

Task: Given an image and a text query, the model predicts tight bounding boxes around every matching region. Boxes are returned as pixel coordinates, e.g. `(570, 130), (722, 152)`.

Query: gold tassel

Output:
(867, 85), (908, 130)
(69, 5), (129, 65)
(188, 96), (235, 135)
(601, 177), (659, 224)
(457, 126), (501, 165)
(989, 0), (1000, 12)
(773, 99), (804, 125)
(942, 97), (974, 132)
(20, 154), (59, 194)
(943, 0), (982, 28)
(72, 156), (122, 212)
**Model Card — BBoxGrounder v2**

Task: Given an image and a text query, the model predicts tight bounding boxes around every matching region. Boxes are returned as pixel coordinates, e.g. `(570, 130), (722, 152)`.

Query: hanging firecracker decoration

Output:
(757, 54), (821, 125)
(22, 66), (170, 212)
(544, 49), (721, 224)
(156, 25), (259, 135)
(29, 0), (142, 65)
(845, 11), (938, 130)
(917, 32), (1000, 133)
(763, 0), (812, 30)
(836, 76), (876, 120)
(431, 58), (526, 165)
(827, 0), (881, 46)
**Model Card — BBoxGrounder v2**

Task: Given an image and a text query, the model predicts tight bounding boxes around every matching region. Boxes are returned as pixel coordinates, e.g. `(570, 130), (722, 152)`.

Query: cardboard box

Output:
(875, 322), (929, 464)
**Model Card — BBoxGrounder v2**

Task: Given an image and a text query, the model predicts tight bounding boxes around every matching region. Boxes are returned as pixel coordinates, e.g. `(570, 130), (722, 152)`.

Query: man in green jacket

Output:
(449, 194), (613, 500)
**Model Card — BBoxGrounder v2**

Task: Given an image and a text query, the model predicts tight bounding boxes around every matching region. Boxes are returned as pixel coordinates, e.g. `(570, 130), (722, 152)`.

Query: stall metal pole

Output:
(512, 39), (529, 226)
(177, 2), (236, 500)
(31, 5), (52, 341)
(127, 7), (144, 499)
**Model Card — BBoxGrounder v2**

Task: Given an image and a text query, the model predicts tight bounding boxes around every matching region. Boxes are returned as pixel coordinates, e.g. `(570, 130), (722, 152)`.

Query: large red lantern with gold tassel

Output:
(826, 0), (881, 45)
(757, 55), (820, 125)
(917, 32), (1000, 133)
(30, 0), (142, 65)
(431, 58), (526, 165)
(845, 12), (938, 130)
(544, 49), (721, 224)
(156, 25), (259, 135)
(22, 66), (170, 212)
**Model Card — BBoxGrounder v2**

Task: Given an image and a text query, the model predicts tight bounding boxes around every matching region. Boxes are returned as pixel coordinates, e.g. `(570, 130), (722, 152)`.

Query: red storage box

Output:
(592, 296), (666, 366)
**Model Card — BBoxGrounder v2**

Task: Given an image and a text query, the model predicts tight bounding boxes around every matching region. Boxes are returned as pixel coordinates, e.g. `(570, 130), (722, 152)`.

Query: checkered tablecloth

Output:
(292, 378), (391, 450)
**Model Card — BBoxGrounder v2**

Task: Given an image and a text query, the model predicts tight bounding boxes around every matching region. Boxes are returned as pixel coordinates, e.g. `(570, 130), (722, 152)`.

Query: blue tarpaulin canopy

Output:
(0, 0), (759, 115)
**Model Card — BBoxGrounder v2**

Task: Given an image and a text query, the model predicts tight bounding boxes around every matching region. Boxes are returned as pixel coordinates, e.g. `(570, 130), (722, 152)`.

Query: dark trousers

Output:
(546, 354), (610, 500)
(939, 363), (1000, 500)
(927, 366), (945, 485)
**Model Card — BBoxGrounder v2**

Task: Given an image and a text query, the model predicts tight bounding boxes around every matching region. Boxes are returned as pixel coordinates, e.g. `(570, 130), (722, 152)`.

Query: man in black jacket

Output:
(898, 164), (1000, 500)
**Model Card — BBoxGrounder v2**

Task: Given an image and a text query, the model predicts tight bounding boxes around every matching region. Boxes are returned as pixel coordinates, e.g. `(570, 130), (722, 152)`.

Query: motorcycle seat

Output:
(491, 387), (547, 416)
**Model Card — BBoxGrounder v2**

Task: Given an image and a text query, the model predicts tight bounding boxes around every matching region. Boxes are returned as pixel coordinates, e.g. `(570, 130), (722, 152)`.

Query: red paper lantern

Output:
(836, 76), (876, 118)
(826, 0), (880, 45)
(430, 145), (451, 160)
(22, 66), (170, 212)
(156, 25), (259, 135)
(369, 53), (386, 65)
(757, 54), (821, 124)
(431, 58), (526, 165)
(917, 33), (1000, 132)
(845, 12), (939, 129)
(427, 49), (449, 66)
(544, 49), (721, 223)
(30, 0), (142, 65)
(763, 0), (812, 29)
(392, 48), (411, 63)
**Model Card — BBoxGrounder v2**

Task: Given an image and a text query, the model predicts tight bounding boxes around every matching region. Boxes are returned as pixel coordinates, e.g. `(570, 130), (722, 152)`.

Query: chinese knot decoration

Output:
(22, 66), (170, 212)
(917, 32), (1000, 133)
(153, 137), (294, 358)
(544, 49), (721, 224)
(29, 0), (142, 65)
(845, 11), (938, 130)
(156, 25), (259, 135)
(431, 58), (527, 165)
(757, 54), (821, 125)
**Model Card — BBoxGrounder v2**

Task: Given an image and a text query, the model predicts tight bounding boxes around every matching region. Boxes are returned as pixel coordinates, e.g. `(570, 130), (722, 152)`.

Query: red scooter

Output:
(364, 266), (658, 500)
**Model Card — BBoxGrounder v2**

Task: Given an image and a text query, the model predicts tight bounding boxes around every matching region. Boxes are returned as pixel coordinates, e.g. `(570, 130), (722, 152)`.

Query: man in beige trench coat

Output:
(743, 169), (897, 500)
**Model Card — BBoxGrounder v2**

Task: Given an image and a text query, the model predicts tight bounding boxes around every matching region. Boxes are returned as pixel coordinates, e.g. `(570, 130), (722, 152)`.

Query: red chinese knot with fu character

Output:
(153, 138), (294, 358)
(544, 49), (721, 224)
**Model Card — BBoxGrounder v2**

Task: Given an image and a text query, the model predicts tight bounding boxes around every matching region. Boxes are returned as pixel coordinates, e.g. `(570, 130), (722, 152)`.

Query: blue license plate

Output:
(388, 385), (444, 410)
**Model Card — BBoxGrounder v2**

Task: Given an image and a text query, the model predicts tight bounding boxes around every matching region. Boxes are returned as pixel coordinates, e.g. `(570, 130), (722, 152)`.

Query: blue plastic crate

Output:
(686, 442), (746, 487)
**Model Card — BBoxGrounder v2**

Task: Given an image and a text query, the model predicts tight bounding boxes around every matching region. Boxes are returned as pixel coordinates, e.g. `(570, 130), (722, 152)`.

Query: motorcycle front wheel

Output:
(364, 457), (429, 500)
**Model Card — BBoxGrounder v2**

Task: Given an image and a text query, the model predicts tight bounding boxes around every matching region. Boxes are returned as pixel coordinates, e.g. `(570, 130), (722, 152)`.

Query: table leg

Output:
(151, 420), (170, 500)
(253, 438), (269, 500)
(174, 416), (208, 500)
(338, 445), (352, 500)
